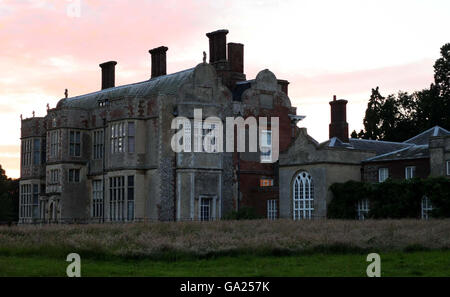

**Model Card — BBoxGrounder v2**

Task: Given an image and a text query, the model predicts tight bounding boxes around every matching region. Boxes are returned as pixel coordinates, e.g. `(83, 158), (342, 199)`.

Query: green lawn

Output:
(1, 250), (450, 277)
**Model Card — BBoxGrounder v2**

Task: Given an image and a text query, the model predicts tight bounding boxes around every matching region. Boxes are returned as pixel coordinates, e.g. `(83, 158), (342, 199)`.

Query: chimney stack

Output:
(206, 29), (228, 63)
(149, 46), (168, 78)
(278, 80), (289, 95)
(227, 43), (244, 73)
(329, 95), (349, 142)
(99, 61), (117, 90)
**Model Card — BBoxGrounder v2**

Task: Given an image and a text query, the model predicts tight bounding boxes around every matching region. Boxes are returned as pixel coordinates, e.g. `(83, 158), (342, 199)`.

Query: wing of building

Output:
(279, 96), (450, 219)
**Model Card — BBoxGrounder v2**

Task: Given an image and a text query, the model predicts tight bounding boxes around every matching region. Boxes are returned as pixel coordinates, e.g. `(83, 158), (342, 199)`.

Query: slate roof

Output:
(324, 137), (413, 155)
(58, 68), (195, 109)
(322, 125), (450, 163)
(363, 145), (429, 163)
(403, 126), (450, 145)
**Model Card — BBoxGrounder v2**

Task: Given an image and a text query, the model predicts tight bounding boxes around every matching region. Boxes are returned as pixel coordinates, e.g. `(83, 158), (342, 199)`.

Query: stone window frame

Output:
(32, 138), (43, 165)
(199, 196), (212, 221)
(127, 122), (136, 153)
(446, 160), (450, 176)
(405, 166), (416, 180)
(421, 196), (433, 220)
(92, 179), (103, 219)
(21, 138), (32, 167)
(378, 167), (389, 182)
(49, 130), (60, 158)
(20, 184), (32, 219)
(260, 129), (272, 163)
(69, 130), (82, 157)
(127, 175), (135, 221)
(108, 175), (135, 222)
(356, 199), (370, 220)
(267, 199), (277, 220)
(92, 129), (104, 160)
(293, 171), (314, 220)
(49, 169), (60, 184)
(110, 121), (135, 154)
(197, 195), (218, 221)
(68, 168), (81, 183)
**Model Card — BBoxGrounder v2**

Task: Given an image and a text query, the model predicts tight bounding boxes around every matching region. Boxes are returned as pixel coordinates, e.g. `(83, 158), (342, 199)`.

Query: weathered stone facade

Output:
(20, 30), (450, 224)
(19, 29), (297, 223)
(278, 96), (450, 220)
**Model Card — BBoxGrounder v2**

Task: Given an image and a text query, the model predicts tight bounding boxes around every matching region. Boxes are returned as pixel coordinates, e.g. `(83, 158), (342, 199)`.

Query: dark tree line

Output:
(0, 165), (19, 223)
(352, 43), (450, 142)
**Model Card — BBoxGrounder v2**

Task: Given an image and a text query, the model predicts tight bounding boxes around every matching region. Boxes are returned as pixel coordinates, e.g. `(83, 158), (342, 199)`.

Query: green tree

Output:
(360, 87), (385, 140)
(0, 165), (19, 223)
(433, 43), (450, 98)
(356, 43), (450, 141)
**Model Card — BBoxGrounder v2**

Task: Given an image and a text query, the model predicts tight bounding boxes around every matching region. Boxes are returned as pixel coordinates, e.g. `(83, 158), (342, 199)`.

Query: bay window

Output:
(111, 122), (135, 154)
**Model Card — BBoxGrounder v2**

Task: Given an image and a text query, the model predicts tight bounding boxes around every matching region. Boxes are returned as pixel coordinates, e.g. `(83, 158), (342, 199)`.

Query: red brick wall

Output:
(362, 158), (430, 182)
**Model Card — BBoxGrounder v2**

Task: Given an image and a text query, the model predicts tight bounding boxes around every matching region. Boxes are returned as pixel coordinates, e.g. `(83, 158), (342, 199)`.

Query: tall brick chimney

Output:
(228, 43), (244, 73)
(206, 29), (228, 63)
(149, 46), (168, 78)
(99, 61), (117, 90)
(329, 95), (349, 142)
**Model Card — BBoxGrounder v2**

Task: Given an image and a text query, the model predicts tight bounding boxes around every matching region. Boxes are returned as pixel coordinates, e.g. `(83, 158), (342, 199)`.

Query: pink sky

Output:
(1, 0), (449, 178)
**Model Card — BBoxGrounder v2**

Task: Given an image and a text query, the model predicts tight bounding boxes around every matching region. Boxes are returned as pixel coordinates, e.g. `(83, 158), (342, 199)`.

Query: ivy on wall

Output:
(328, 177), (450, 219)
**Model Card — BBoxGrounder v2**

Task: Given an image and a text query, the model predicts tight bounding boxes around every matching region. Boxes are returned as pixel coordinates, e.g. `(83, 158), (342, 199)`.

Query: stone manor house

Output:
(19, 30), (450, 223)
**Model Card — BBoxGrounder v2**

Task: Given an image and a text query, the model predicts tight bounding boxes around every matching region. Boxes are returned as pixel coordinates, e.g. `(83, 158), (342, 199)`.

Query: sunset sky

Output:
(1, 0), (449, 178)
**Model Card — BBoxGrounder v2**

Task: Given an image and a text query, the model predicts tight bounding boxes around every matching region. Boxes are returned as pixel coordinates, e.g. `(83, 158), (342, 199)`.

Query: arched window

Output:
(293, 171), (314, 220)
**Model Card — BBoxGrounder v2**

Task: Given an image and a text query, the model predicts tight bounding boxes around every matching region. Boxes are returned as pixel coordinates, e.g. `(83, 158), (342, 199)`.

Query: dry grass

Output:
(0, 219), (449, 259)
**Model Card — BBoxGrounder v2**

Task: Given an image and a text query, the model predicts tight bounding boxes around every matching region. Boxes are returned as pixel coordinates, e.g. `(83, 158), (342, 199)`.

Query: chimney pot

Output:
(206, 29), (229, 63)
(99, 61), (117, 90)
(149, 46), (168, 78)
(228, 43), (244, 73)
(329, 96), (349, 142)
(277, 80), (289, 95)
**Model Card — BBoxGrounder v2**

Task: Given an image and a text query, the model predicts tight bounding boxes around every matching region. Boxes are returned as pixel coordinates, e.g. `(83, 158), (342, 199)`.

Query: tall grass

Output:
(0, 219), (449, 260)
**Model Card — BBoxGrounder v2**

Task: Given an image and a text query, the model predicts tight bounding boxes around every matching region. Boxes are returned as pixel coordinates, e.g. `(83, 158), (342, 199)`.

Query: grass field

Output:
(1, 251), (450, 277)
(1, 219), (449, 276)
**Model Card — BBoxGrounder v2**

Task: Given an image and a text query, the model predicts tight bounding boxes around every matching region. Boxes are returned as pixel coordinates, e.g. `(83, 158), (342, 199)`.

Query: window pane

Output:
(128, 122), (135, 136)
(128, 138), (135, 153)
(128, 176), (134, 187)
(128, 201), (134, 221)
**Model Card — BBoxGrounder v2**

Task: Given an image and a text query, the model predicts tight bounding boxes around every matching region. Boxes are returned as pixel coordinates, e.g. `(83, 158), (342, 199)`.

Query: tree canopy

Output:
(353, 43), (450, 141)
